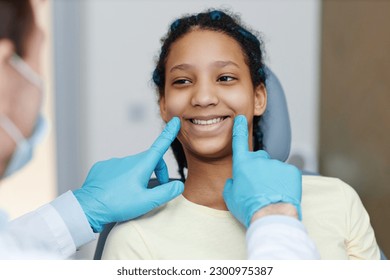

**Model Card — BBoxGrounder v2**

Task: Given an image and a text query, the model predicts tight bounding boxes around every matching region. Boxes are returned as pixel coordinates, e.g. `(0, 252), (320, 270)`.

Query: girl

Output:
(102, 9), (379, 260)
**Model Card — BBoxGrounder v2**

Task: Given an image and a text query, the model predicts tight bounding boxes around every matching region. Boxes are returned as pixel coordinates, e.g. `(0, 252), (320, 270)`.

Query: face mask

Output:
(0, 115), (47, 178)
(0, 55), (47, 178)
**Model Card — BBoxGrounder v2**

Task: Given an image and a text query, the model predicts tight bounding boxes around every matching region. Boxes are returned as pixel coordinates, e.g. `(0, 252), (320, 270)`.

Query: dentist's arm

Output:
(8, 118), (183, 259)
(223, 115), (319, 259)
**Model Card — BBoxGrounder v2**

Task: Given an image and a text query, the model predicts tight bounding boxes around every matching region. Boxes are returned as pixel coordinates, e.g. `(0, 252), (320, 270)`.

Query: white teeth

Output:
(192, 117), (224, 125)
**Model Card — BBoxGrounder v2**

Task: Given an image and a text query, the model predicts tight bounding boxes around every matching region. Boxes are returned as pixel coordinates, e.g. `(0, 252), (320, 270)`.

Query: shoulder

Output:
(302, 175), (359, 200)
(300, 176), (380, 259)
(302, 175), (350, 189)
(301, 175), (363, 228)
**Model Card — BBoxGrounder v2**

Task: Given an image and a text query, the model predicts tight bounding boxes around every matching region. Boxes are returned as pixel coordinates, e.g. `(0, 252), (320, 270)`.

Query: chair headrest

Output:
(258, 66), (291, 162)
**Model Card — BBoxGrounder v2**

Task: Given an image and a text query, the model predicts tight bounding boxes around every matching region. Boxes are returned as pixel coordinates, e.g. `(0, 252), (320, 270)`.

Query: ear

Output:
(254, 83), (267, 116)
(159, 95), (169, 122)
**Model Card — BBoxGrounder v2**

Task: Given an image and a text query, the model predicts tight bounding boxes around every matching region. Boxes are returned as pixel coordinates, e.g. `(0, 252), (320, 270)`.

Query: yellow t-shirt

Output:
(102, 176), (380, 260)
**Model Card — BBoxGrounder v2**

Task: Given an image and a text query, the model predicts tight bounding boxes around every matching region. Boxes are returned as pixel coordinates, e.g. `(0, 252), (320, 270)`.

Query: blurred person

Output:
(0, 0), (184, 259)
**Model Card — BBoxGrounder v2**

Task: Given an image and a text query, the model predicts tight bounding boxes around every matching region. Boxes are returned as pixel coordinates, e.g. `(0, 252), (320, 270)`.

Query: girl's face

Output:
(160, 29), (266, 160)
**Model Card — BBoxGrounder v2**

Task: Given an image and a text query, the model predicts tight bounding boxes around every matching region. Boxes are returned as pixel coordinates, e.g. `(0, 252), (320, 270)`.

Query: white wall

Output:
(80, 0), (321, 176)
(54, 0), (321, 259)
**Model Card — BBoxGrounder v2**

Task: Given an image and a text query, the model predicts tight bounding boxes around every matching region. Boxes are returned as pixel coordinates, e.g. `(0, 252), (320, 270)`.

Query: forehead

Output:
(166, 29), (246, 67)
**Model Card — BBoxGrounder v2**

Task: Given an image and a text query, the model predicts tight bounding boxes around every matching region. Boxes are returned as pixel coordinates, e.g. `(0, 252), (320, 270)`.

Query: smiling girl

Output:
(102, 9), (379, 260)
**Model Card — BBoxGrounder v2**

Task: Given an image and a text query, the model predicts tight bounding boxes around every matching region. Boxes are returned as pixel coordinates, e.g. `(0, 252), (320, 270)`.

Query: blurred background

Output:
(0, 0), (388, 259)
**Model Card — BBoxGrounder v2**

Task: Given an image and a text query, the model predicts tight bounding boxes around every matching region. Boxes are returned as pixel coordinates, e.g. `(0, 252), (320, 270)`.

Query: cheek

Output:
(225, 91), (255, 143)
(224, 90), (256, 118)
(163, 94), (189, 118)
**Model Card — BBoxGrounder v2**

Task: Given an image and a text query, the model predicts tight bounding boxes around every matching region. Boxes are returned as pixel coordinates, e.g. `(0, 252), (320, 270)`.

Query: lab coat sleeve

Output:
(246, 215), (320, 259)
(8, 190), (95, 259)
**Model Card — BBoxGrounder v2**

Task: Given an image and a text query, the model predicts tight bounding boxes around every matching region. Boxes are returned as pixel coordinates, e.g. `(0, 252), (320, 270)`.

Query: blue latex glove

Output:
(223, 115), (302, 228)
(73, 117), (184, 232)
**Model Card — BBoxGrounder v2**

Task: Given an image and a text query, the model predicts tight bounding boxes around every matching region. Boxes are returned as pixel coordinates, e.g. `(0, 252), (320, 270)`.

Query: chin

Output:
(185, 138), (232, 161)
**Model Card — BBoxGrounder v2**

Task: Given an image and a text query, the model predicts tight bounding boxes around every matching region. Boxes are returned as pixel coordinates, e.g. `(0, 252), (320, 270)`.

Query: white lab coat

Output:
(0, 191), (95, 259)
(247, 215), (320, 259)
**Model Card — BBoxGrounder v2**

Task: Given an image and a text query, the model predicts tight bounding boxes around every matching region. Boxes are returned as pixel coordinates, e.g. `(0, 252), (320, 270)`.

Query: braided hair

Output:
(152, 9), (267, 181)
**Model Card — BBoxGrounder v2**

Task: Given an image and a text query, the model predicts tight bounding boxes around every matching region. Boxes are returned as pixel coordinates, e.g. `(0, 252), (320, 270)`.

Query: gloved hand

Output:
(223, 115), (302, 228)
(73, 117), (184, 232)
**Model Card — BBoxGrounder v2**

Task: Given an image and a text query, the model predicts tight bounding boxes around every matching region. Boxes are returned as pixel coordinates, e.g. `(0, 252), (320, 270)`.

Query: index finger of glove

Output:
(154, 158), (169, 184)
(148, 117), (181, 167)
(232, 115), (249, 160)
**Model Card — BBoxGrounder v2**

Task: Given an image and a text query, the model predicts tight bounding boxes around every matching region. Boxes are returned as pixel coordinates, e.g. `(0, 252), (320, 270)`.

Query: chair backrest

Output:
(260, 66), (291, 162)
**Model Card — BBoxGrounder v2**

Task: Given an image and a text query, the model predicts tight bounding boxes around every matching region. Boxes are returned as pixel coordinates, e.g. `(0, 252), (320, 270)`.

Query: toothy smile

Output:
(190, 117), (227, 125)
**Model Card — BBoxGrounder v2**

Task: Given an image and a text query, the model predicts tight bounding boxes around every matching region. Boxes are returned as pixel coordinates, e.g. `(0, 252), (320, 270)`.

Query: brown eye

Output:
(173, 79), (191, 85)
(217, 75), (236, 82)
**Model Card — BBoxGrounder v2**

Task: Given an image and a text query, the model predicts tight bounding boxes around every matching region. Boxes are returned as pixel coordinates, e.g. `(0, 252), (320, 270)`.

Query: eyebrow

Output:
(170, 63), (194, 73)
(169, 60), (239, 73)
(213, 60), (240, 69)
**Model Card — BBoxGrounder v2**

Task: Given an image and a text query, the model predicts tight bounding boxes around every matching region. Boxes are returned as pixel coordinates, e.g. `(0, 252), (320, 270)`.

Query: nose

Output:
(191, 80), (219, 107)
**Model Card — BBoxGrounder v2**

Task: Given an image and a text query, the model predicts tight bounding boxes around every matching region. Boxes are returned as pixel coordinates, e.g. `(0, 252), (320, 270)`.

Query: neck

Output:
(183, 154), (232, 210)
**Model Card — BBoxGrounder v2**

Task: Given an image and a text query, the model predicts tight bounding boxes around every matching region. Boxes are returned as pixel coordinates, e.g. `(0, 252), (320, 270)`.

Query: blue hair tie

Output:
(210, 11), (222, 20)
(258, 67), (265, 80)
(153, 69), (161, 86)
(170, 19), (181, 31)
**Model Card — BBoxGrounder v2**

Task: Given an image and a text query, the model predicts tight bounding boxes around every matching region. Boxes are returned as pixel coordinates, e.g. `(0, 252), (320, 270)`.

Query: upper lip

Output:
(185, 115), (229, 121)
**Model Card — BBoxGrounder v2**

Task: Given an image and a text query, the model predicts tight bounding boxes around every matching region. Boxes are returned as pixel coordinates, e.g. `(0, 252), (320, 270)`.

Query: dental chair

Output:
(93, 67), (386, 260)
